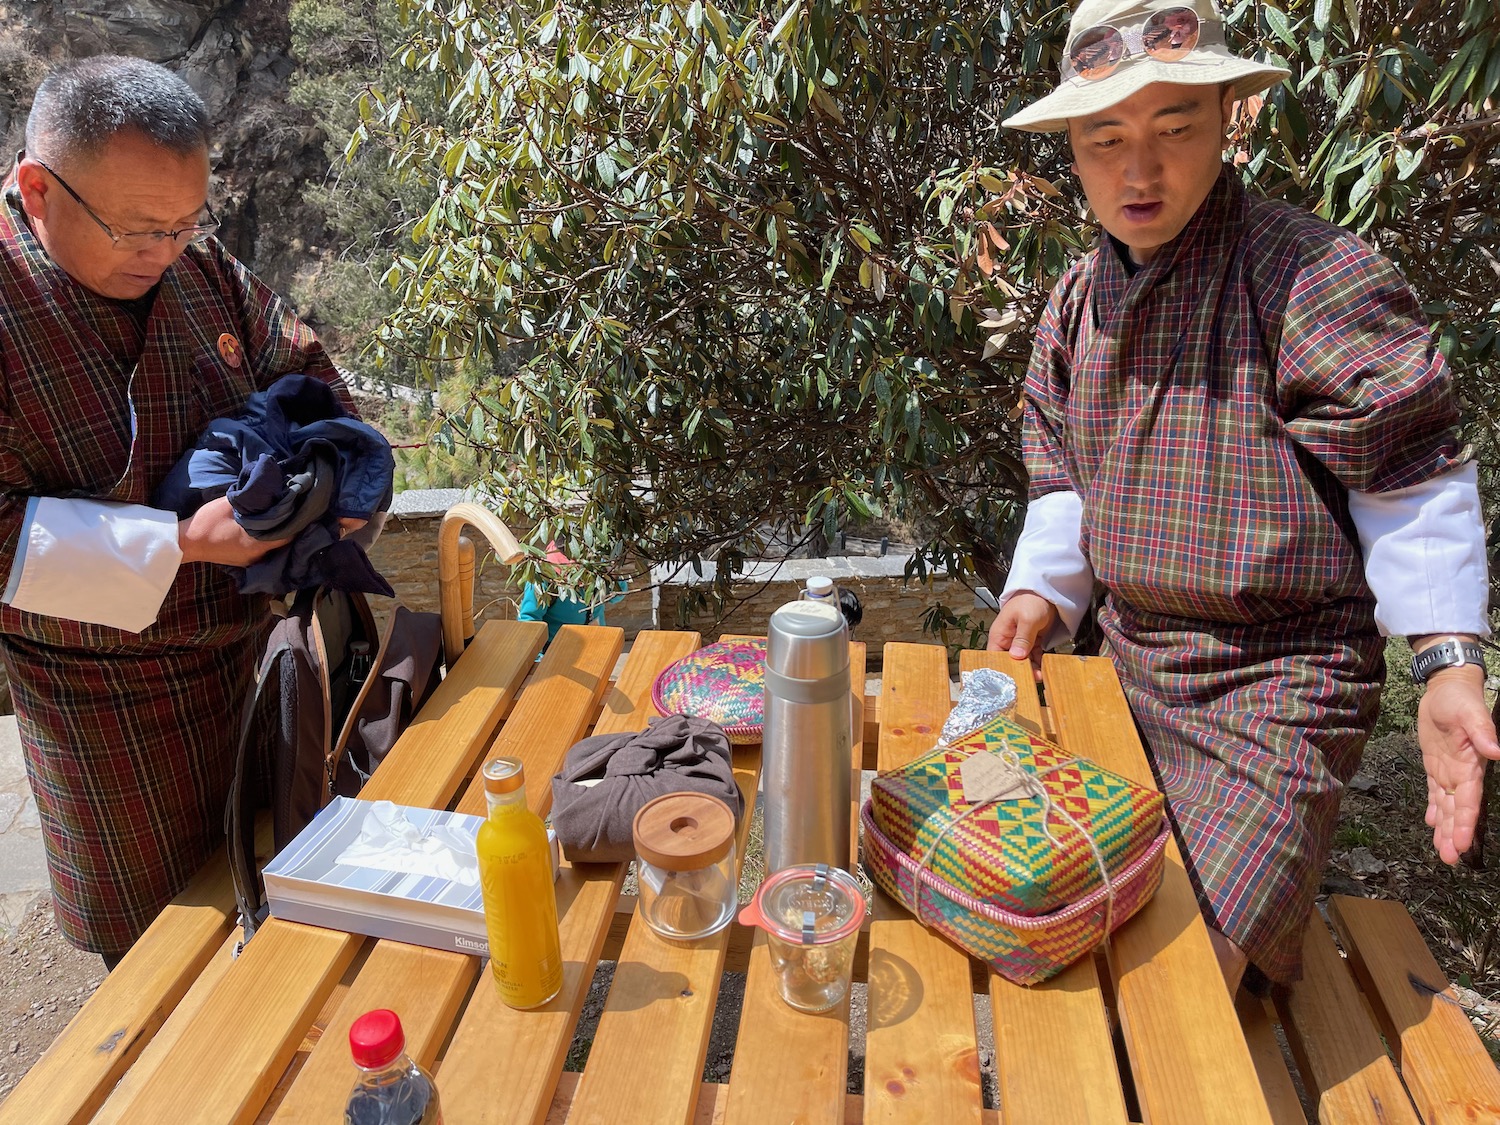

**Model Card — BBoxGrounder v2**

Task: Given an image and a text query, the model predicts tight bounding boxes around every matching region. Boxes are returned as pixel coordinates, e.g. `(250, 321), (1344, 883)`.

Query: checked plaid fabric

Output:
(864, 713), (1169, 984)
(1017, 168), (1461, 984)
(0, 184), (351, 955)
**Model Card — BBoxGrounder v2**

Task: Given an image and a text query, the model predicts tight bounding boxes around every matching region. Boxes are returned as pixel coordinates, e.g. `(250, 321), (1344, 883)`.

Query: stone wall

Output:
(368, 494), (992, 671)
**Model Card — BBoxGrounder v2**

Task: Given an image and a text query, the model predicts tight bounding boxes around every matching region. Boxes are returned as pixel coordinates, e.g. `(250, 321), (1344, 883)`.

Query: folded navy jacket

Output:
(154, 374), (396, 596)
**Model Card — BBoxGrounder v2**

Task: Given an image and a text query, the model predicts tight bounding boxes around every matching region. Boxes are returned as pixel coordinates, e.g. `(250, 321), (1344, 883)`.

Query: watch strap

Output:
(1410, 639), (1486, 683)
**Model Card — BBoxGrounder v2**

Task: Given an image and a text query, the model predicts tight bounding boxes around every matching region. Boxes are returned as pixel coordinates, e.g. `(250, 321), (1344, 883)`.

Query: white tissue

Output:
(335, 799), (480, 885)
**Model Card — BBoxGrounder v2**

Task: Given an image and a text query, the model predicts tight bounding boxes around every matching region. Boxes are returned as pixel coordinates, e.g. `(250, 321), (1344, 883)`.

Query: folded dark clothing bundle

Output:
(154, 374), (395, 596)
(550, 714), (743, 863)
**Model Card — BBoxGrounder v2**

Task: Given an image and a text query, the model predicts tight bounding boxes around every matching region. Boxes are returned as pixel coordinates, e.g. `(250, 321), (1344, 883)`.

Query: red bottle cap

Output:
(349, 1008), (405, 1069)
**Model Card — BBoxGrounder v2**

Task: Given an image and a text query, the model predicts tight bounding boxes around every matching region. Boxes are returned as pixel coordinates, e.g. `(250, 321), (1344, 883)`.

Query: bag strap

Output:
(226, 623), (291, 948)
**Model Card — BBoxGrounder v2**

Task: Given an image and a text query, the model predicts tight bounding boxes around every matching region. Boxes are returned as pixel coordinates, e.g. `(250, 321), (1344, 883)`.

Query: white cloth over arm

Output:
(1348, 461), (1490, 638)
(999, 489), (1094, 648)
(2, 497), (182, 633)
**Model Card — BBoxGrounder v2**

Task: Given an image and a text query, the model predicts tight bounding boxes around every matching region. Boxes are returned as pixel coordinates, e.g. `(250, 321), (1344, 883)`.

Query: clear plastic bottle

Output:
(344, 1009), (442, 1125)
(801, 575), (837, 603)
(477, 757), (563, 1008)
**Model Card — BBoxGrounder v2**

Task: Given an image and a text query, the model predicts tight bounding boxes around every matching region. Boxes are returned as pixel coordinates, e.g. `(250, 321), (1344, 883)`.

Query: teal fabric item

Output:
(518, 582), (603, 644)
(517, 583), (594, 642)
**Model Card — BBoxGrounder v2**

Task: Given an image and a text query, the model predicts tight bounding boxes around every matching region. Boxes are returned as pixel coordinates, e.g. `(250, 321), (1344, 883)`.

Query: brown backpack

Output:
(227, 586), (444, 942)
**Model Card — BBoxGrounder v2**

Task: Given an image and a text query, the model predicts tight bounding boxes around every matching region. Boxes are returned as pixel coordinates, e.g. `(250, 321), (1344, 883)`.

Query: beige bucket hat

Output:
(1004, 0), (1290, 132)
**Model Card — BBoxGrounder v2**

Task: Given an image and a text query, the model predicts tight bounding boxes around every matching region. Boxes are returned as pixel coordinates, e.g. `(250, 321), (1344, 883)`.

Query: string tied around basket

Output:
(912, 743), (1116, 950)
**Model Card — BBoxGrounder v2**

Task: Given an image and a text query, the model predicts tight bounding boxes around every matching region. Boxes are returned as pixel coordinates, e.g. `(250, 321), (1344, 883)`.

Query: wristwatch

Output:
(1409, 637), (1486, 684)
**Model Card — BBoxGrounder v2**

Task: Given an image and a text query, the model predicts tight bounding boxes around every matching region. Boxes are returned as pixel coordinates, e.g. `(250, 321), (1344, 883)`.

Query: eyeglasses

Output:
(1064, 7), (1218, 82)
(34, 158), (219, 250)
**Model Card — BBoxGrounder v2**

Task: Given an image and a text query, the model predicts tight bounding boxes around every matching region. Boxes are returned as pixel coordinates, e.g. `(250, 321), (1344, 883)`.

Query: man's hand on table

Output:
(986, 591), (1058, 681)
(178, 495), (367, 566)
(1416, 658), (1499, 865)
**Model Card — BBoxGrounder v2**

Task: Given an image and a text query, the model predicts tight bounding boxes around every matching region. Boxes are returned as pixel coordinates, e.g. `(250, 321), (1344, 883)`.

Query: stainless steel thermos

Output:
(762, 598), (852, 872)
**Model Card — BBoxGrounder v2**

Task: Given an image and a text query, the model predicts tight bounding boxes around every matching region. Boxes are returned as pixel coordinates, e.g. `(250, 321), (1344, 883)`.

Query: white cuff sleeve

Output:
(2, 497), (183, 634)
(1348, 461), (1490, 638)
(1000, 489), (1095, 646)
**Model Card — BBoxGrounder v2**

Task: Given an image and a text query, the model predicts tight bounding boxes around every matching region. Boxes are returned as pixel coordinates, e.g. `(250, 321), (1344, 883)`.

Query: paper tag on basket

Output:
(960, 750), (1033, 805)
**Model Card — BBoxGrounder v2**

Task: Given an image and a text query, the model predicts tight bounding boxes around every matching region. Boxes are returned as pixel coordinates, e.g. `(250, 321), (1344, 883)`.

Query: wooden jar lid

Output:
(632, 793), (736, 872)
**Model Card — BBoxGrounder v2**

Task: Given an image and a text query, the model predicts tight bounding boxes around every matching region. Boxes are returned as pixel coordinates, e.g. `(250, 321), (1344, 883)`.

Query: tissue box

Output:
(263, 796), (559, 956)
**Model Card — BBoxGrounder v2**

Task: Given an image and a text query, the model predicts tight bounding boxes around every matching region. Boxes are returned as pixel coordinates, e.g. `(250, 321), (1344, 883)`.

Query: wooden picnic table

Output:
(5, 624), (1498, 1124)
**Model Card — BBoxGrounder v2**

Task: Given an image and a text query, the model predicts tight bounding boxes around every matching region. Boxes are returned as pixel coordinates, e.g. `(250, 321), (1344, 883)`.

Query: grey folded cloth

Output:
(550, 714), (743, 863)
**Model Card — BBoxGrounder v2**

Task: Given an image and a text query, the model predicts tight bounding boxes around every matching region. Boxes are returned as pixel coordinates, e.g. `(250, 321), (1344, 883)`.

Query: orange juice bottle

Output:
(476, 758), (562, 1008)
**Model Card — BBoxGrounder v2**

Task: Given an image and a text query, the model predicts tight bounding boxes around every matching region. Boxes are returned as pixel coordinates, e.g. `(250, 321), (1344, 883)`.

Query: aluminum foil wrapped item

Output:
(940, 667), (1018, 742)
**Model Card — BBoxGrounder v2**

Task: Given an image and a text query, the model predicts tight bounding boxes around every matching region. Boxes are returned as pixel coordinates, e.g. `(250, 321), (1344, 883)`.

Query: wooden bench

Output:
(4, 634), (1496, 1124)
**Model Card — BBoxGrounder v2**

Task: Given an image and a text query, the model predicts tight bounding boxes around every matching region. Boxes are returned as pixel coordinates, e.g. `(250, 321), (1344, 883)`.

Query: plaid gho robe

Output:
(0, 185), (353, 955)
(1022, 169), (1462, 984)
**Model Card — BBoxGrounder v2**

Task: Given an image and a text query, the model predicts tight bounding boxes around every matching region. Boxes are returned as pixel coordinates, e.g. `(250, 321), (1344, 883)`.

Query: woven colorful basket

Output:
(651, 639), (767, 744)
(862, 712), (1169, 985)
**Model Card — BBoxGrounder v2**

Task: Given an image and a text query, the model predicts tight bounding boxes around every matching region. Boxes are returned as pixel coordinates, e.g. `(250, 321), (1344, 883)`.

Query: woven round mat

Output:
(651, 639), (767, 743)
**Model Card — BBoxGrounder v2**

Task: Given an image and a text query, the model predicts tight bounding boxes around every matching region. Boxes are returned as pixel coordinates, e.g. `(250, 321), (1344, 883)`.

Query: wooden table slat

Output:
(1328, 894), (1500, 1124)
(84, 930), (243, 1124)
(1040, 654), (1274, 1125)
(91, 921), (362, 1125)
(362, 619), (547, 806)
(566, 741), (762, 1125)
(720, 643), (867, 1125)
(436, 630), (697, 1125)
(863, 643), (985, 1124)
(266, 943), (478, 1124)
(959, 650), (1130, 1125)
(1234, 994), (1309, 1125)
(452, 624), (623, 818)
(1270, 911), (1416, 1124)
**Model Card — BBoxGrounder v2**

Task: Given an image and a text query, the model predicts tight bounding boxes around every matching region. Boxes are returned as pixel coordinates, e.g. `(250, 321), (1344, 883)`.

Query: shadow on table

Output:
(867, 948), (923, 1029)
(600, 959), (693, 1011)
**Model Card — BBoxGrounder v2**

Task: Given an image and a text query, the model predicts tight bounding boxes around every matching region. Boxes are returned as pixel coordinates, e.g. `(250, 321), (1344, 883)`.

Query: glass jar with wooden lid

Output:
(631, 792), (738, 941)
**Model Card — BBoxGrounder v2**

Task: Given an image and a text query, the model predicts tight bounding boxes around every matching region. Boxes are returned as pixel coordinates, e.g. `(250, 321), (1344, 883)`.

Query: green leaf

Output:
(1336, 69), (1367, 119)
(821, 241), (844, 292)
(1263, 6), (1297, 53)
(704, 0), (729, 49)
(596, 151), (618, 187)
(770, 0), (801, 45)
(1431, 37), (1479, 106)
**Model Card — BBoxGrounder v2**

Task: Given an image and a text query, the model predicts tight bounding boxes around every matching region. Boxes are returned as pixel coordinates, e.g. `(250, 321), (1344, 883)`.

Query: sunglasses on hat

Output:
(1063, 6), (1215, 82)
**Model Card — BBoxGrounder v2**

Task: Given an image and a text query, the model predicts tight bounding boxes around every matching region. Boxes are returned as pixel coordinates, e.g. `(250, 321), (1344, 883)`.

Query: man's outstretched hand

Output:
(986, 591), (1059, 680)
(1417, 662), (1499, 865)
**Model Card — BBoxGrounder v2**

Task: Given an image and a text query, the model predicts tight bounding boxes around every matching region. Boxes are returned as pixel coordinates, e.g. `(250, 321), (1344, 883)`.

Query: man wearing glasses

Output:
(989, 0), (1495, 995)
(0, 56), (358, 966)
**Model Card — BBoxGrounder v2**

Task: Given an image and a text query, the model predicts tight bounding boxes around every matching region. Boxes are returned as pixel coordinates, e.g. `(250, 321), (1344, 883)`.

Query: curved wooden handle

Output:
(438, 501), (524, 666)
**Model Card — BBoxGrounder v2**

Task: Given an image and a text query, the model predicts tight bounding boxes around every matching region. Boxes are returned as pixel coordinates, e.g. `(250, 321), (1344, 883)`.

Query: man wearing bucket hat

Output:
(988, 0), (1495, 993)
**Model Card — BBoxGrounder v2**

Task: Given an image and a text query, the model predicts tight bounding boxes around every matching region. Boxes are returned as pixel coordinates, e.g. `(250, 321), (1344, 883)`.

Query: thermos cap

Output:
(767, 600), (848, 681)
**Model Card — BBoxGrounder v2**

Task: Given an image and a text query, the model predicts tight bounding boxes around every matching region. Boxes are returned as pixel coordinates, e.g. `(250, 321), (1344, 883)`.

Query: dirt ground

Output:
(0, 898), (106, 1102)
(1, 732), (1494, 1109)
